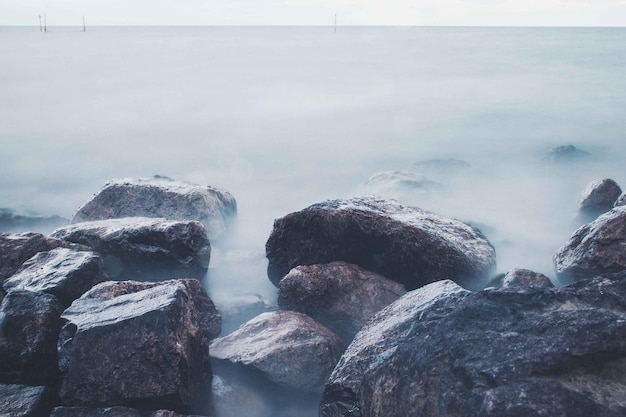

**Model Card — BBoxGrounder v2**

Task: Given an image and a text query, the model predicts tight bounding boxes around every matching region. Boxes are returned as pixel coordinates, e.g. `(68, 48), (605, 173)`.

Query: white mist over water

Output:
(2, 26), (626, 306)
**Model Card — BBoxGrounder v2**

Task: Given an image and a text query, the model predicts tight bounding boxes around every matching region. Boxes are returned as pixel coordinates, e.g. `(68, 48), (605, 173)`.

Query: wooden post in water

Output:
(38, 15), (42, 32)
(83, 16), (86, 32)
(44, 14), (47, 32)
(334, 14), (337, 33)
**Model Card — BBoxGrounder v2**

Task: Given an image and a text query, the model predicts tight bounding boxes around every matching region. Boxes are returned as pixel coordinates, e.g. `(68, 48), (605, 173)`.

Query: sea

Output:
(2, 24), (626, 306)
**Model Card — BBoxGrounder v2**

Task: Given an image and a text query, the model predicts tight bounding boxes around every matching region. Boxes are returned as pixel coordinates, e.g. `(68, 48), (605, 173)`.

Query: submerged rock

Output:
(70, 176), (236, 240)
(58, 279), (220, 414)
(501, 268), (554, 289)
(364, 171), (442, 193)
(577, 178), (622, 223)
(0, 232), (87, 283)
(210, 310), (343, 393)
(266, 196), (496, 290)
(321, 276), (626, 417)
(0, 290), (63, 386)
(412, 158), (470, 176)
(544, 144), (591, 163)
(0, 384), (56, 417)
(278, 262), (406, 344)
(3, 248), (107, 308)
(51, 217), (210, 281)
(554, 206), (626, 284)
(50, 406), (203, 417)
(0, 208), (68, 234)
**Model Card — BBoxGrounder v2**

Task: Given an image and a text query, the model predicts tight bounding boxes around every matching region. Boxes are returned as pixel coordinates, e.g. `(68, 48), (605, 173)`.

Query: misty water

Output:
(2, 25), (626, 381)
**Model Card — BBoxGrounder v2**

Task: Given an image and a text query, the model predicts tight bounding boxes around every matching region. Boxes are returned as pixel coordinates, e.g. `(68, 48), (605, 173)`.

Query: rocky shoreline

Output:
(2, 172), (626, 417)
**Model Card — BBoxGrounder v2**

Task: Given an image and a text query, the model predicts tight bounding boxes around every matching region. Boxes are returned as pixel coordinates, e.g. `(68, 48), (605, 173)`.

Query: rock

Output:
(615, 192), (626, 207)
(0, 232), (88, 283)
(51, 217), (210, 281)
(0, 290), (63, 386)
(412, 158), (470, 176)
(3, 248), (107, 308)
(278, 262), (406, 344)
(554, 206), (626, 284)
(578, 178), (622, 222)
(265, 196), (496, 290)
(50, 406), (203, 417)
(320, 276), (626, 417)
(0, 384), (56, 417)
(365, 171), (442, 193)
(0, 208), (68, 234)
(70, 176), (236, 240)
(210, 310), (343, 393)
(544, 144), (591, 163)
(215, 292), (277, 336)
(501, 268), (554, 289)
(57, 279), (220, 414)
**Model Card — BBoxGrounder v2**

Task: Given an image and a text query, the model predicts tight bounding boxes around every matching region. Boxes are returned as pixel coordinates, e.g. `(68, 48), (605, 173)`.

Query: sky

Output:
(1, 0), (626, 26)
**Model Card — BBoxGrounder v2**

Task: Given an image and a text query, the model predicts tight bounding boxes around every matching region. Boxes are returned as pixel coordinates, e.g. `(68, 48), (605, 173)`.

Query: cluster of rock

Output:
(1, 177), (234, 417)
(4, 171), (626, 417)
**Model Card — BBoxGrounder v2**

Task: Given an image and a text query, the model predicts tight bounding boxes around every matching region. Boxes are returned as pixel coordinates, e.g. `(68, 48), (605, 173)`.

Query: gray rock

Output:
(615, 192), (626, 207)
(58, 279), (220, 414)
(278, 262), (406, 344)
(544, 144), (591, 163)
(210, 310), (343, 393)
(0, 290), (63, 386)
(70, 176), (236, 240)
(0, 384), (56, 417)
(554, 206), (626, 284)
(51, 217), (210, 281)
(501, 268), (554, 289)
(320, 276), (626, 417)
(0, 208), (68, 234)
(50, 406), (203, 417)
(266, 196), (496, 290)
(3, 248), (107, 308)
(0, 232), (87, 283)
(578, 178), (622, 223)
(365, 171), (442, 193)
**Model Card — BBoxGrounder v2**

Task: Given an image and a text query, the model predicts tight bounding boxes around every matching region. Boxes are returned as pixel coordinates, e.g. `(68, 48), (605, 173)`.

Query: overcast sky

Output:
(2, 0), (626, 26)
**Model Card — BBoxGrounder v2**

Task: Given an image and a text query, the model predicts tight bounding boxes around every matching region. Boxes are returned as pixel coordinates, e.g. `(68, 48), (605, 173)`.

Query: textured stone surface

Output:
(0, 384), (56, 417)
(0, 290), (62, 386)
(278, 261), (406, 344)
(210, 310), (343, 393)
(266, 196), (496, 290)
(3, 248), (107, 308)
(321, 276), (626, 417)
(70, 176), (236, 240)
(0, 232), (87, 283)
(50, 406), (203, 417)
(51, 217), (210, 281)
(501, 268), (554, 289)
(58, 279), (220, 414)
(554, 206), (626, 284)
(578, 178), (622, 223)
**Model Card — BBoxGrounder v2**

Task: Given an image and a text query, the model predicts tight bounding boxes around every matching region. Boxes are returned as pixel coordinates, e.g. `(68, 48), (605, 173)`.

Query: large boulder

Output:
(210, 310), (343, 393)
(70, 177), (236, 240)
(278, 262), (406, 344)
(0, 290), (63, 386)
(320, 276), (626, 417)
(51, 217), (210, 281)
(577, 178), (622, 223)
(554, 206), (626, 284)
(50, 406), (203, 417)
(0, 232), (87, 283)
(265, 197), (496, 290)
(57, 279), (220, 414)
(0, 384), (57, 417)
(3, 248), (107, 308)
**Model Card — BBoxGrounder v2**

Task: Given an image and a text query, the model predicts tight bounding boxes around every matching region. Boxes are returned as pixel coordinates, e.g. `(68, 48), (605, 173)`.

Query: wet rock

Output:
(321, 276), (626, 417)
(51, 217), (210, 281)
(50, 406), (203, 417)
(265, 196), (496, 290)
(3, 248), (107, 308)
(210, 310), (343, 393)
(278, 262), (406, 344)
(554, 206), (626, 284)
(0, 232), (87, 283)
(577, 178), (622, 223)
(70, 176), (236, 240)
(501, 268), (554, 289)
(0, 290), (63, 386)
(58, 279), (220, 414)
(0, 208), (68, 234)
(0, 384), (56, 417)
(544, 144), (591, 163)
